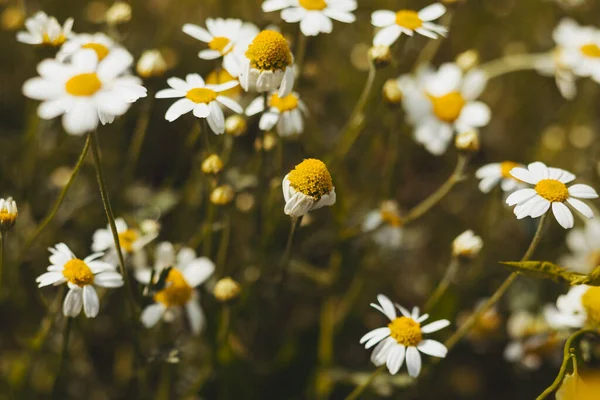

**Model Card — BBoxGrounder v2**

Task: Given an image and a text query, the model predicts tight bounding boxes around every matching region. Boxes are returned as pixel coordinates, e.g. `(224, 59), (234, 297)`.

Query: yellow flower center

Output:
(299, 0), (327, 10)
(270, 93), (299, 112)
(118, 229), (139, 253)
(186, 88), (218, 104)
(395, 10), (423, 30)
(154, 268), (193, 307)
(429, 91), (466, 123)
(65, 73), (102, 97)
(381, 210), (402, 227)
(388, 316), (422, 347)
(245, 30), (293, 71)
(42, 33), (66, 46)
(81, 42), (110, 61)
(534, 179), (569, 202)
(206, 68), (241, 98)
(0, 210), (17, 225)
(500, 161), (521, 178)
(582, 287), (600, 325)
(287, 158), (333, 200)
(62, 259), (95, 287)
(580, 43), (600, 58)
(209, 36), (232, 55)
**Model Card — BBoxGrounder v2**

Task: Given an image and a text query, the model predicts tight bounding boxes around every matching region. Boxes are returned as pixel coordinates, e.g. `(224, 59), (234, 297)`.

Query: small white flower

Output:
(22, 48), (147, 135)
(246, 91), (308, 136)
(262, 0), (357, 37)
(57, 32), (121, 62)
(371, 3), (447, 46)
(17, 11), (73, 46)
(504, 310), (554, 370)
(92, 217), (157, 263)
(360, 294), (450, 377)
(543, 285), (588, 329)
(155, 73), (243, 134)
(475, 161), (525, 193)
(136, 242), (215, 334)
(535, 48), (577, 100)
(36, 243), (123, 318)
(361, 201), (403, 249)
(0, 197), (18, 232)
(553, 18), (600, 84)
(452, 230), (483, 259)
(505, 162), (598, 229)
(282, 159), (336, 218)
(560, 220), (600, 274)
(182, 18), (259, 77)
(136, 49), (168, 79)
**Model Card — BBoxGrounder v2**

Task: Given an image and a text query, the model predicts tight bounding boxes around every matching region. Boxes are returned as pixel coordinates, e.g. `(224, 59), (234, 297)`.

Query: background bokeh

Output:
(1, 0), (600, 399)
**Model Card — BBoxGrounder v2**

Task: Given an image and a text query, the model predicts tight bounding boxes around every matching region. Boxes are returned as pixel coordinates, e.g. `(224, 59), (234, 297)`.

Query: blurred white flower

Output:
(36, 243), (123, 318)
(17, 11), (73, 46)
(452, 230), (483, 259)
(0, 197), (18, 232)
(475, 161), (525, 193)
(544, 285), (588, 329)
(371, 3), (447, 46)
(282, 158), (336, 218)
(560, 220), (600, 274)
(504, 310), (555, 370)
(22, 49), (147, 135)
(506, 162), (598, 229)
(136, 49), (168, 79)
(155, 73), (243, 134)
(92, 217), (157, 263)
(246, 91), (307, 136)
(535, 48), (577, 100)
(361, 200), (403, 249)
(554, 18), (600, 84)
(360, 294), (450, 377)
(262, 0), (357, 37)
(57, 32), (121, 62)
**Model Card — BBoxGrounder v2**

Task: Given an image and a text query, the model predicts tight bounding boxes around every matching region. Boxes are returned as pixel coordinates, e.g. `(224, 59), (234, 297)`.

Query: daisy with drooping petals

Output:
(505, 162), (598, 229)
(560, 220), (600, 274)
(543, 285), (600, 329)
(371, 3), (447, 46)
(136, 242), (215, 334)
(283, 159), (336, 218)
(36, 243), (124, 318)
(239, 30), (295, 97)
(155, 73), (243, 134)
(475, 161), (525, 193)
(22, 48), (147, 135)
(182, 18), (259, 77)
(360, 295), (450, 377)
(262, 0), (357, 37)
(553, 18), (600, 84)
(17, 11), (73, 46)
(246, 91), (308, 136)
(57, 32), (121, 62)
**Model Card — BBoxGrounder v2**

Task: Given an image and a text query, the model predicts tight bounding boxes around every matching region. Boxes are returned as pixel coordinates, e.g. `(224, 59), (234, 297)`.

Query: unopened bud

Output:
(210, 185), (235, 205)
(455, 129), (480, 153)
(368, 45), (392, 69)
(225, 115), (247, 136)
(452, 230), (483, 260)
(1, 7), (24, 31)
(202, 154), (224, 175)
(456, 50), (480, 71)
(0, 197), (18, 232)
(213, 277), (241, 302)
(383, 79), (403, 105)
(136, 49), (168, 78)
(105, 1), (131, 25)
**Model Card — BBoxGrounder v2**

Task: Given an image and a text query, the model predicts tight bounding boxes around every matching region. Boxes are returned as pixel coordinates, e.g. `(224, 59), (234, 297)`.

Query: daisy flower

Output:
(360, 295), (450, 377)
(452, 230), (483, 260)
(262, 0), (357, 37)
(155, 73), (243, 134)
(205, 68), (243, 100)
(505, 162), (598, 229)
(182, 18), (259, 78)
(283, 158), (336, 218)
(504, 310), (554, 370)
(535, 47), (577, 100)
(560, 220), (600, 274)
(475, 161), (525, 193)
(543, 285), (600, 329)
(17, 11), (73, 46)
(553, 18), (600, 84)
(401, 63), (490, 155)
(371, 3), (447, 46)
(0, 197), (18, 232)
(238, 30), (295, 97)
(36, 243), (124, 318)
(92, 217), (158, 264)
(22, 48), (147, 135)
(136, 242), (215, 334)
(245, 91), (308, 136)
(361, 200), (403, 249)
(57, 32), (121, 62)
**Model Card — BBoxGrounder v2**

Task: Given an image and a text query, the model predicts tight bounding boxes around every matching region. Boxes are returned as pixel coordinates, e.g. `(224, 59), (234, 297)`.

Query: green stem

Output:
(0, 232), (4, 294)
(125, 93), (154, 182)
(52, 316), (72, 396)
(216, 214), (230, 274)
(479, 53), (550, 80)
(344, 365), (386, 400)
(295, 31), (308, 78)
(203, 201), (216, 258)
(277, 216), (303, 292)
(424, 258), (459, 312)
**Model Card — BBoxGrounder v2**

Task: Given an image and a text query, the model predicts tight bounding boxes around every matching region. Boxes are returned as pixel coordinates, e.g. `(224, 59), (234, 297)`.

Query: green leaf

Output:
(500, 261), (589, 285)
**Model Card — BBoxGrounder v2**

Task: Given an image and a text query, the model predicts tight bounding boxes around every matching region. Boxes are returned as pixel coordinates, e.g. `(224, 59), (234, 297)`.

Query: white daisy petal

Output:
(83, 285), (100, 318)
(371, 10), (396, 27)
(418, 3), (446, 22)
(509, 168), (538, 184)
(569, 184), (599, 199)
(141, 303), (166, 328)
(63, 287), (83, 317)
(421, 319), (450, 333)
(552, 202), (575, 229)
(417, 339), (447, 358)
(377, 294), (397, 320)
(567, 198), (594, 219)
(386, 344), (406, 375)
(360, 327), (391, 346)
(405, 346), (422, 377)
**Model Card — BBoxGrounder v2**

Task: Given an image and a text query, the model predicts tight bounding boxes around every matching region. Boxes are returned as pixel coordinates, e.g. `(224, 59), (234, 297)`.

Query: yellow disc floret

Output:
(154, 268), (193, 307)
(209, 36), (231, 55)
(186, 88), (218, 104)
(388, 316), (422, 347)
(395, 10), (423, 30)
(206, 68), (241, 98)
(581, 43), (600, 58)
(81, 42), (110, 61)
(287, 159), (333, 200)
(245, 30), (293, 71)
(63, 259), (95, 287)
(582, 286), (600, 325)
(270, 93), (299, 112)
(65, 73), (102, 96)
(118, 229), (139, 253)
(501, 161), (521, 178)
(42, 33), (66, 46)
(299, 0), (327, 10)
(535, 179), (569, 202)
(429, 91), (466, 123)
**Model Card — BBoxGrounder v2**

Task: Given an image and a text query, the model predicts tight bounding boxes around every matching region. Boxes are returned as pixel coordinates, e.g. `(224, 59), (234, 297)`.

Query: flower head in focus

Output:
(476, 161), (525, 194)
(452, 230), (483, 260)
(22, 49), (147, 135)
(360, 295), (450, 377)
(262, 0), (357, 37)
(0, 197), (18, 232)
(544, 285), (600, 329)
(57, 32), (121, 62)
(246, 91), (308, 136)
(17, 11), (73, 46)
(155, 73), (243, 134)
(36, 243), (124, 318)
(560, 220), (600, 274)
(371, 3), (447, 46)
(282, 158), (336, 218)
(361, 200), (403, 249)
(506, 162), (598, 229)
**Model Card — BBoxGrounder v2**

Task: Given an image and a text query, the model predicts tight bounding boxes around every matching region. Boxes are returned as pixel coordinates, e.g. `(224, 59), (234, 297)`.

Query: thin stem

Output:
(295, 32), (308, 78)
(402, 155), (469, 224)
(203, 201), (216, 257)
(52, 316), (73, 396)
(217, 305), (231, 346)
(0, 232), (4, 293)
(344, 365), (386, 400)
(479, 53), (550, 80)
(125, 93), (153, 182)
(277, 216), (303, 292)
(443, 213), (549, 353)
(424, 258), (459, 312)
(216, 214), (231, 274)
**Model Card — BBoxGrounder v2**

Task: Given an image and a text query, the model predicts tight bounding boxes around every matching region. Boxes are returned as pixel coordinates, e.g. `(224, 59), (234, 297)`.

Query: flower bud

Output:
(210, 185), (235, 205)
(201, 154), (224, 175)
(0, 197), (18, 232)
(1, 7), (24, 31)
(213, 277), (241, 302)
(456, 49), (480, 71)
(382, 79), (403, 105)
(452, 230), (483, 260)
(136, 50), (168, 79)
(225, 115), (247, 136)
(368, 45), (392, 69)
(105, 1), (131, 25)
(455, 129), (480, 153)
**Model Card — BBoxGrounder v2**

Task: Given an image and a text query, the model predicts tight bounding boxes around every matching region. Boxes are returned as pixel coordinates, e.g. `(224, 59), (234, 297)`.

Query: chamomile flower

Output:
(360, 295), (450, 377)
(371, 3), (447, 46)
(22, 48), (147, 135)
(0, 197), (18, 232)
(155, 73), (243, 134)
(246, 91), (307, 136)
(282, 158), (336, 218)
(57, 32), (121, 62)
(452, 230), (483, 260)
(475, 161), (525, 193)
(205, 68), (243, 100)
(136, 242), (215, 334)
(92, 217), (158, 263)
(182, 18), (259, 77)
(505, 162), (598, 229)
(503, 310), (555, 369)
(543, 285), (595, 329)
(553, 18), (600, 84)
(560, 220), (600, 274)
(36, 243), (124, 318)
(17, 11), (73, 46)
(262, 0), (357, 37)
(361, 200), (403, 249)
(238, 30), (295, 97)
(535, 47), (577, 100)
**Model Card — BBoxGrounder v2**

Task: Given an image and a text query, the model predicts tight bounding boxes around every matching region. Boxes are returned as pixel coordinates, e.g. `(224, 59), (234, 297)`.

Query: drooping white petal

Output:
(567, 198), (594, 219)
(63, 287), (83, 317)
(405, 346), (422, 377)
(83, 285), (100, 318)
(386, 344), (406, 375)
(186, 299), (206, 334)
(141, 303), (166, 328)
(552, 202), (575, 229)
(417, 339), (447, 358)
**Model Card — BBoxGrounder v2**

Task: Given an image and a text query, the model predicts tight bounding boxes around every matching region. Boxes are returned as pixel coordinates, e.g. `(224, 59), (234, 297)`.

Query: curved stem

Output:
(344, 365), (386, 400)
(277, 216), (303, 293)
(424, 258), (459, 312)
(479, 53), (550, 80)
